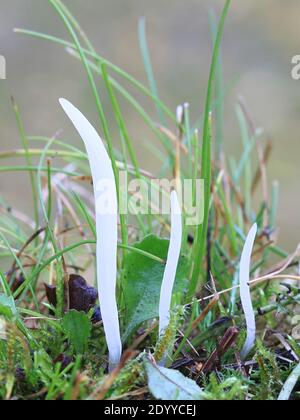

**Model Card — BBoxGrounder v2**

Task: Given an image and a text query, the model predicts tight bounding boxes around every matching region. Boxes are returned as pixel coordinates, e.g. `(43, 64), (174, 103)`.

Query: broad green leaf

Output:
(62, 310), (92, 354)
(145, 359), (203, 400)
(123, 235), (188, 341)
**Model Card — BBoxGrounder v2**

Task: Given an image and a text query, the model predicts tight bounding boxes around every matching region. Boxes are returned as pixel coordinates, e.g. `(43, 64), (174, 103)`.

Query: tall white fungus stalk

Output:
(240, 223), (257, 360)
(159, 191), (182, 338)
(60, 99), (122, 370)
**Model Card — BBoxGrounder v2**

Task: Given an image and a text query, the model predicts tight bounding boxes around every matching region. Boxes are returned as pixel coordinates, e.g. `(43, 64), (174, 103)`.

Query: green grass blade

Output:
(189, 0), (231, 299)
(138, 17), (165, 125)
(209, 10), (224, 162)
(12, 98), (39, 229)
(47, 1), (118, 176)
(14, 29), (175, 123)
(0, 270), (12, 296)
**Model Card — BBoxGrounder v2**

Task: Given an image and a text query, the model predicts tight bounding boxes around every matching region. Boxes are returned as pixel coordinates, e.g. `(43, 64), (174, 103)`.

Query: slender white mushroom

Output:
(159, 190), (182, 337)
(240, 223), (257, 360)
(59, 99), (122, 370)
(176, 105), (184, 126)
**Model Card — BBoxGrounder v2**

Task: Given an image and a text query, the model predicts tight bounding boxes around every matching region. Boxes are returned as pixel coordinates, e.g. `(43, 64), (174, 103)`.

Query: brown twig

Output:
(192, 294), (220, 329)
(7, 227), (46, 282)
(200, 326), (240, 374)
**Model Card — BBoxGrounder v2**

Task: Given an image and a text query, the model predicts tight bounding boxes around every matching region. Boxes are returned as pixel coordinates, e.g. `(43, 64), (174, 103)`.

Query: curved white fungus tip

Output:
(159, 190), (182, 340)
(59, 98), (122, 371)
(176, 105), (184, 125)
(65, 46), (76, 56)
(255, 127), (264, 137)
(240, 223), (257, 361)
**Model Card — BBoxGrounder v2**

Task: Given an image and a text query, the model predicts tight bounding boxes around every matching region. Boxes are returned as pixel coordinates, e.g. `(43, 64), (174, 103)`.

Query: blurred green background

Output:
(0, 0), (299, 249)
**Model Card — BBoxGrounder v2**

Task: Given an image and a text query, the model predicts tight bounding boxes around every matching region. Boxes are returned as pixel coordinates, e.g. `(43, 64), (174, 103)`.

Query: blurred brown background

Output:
(0, 0), (299, 249)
